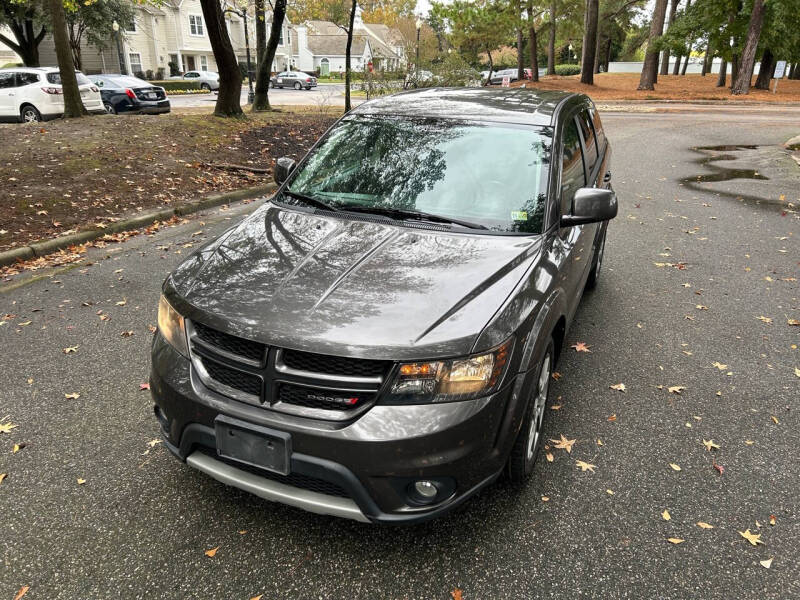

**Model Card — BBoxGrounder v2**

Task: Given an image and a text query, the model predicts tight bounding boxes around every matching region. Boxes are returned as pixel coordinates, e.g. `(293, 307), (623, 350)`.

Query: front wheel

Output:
(20, 105), (42, 123)
(200, 83), (211, 91)
(507, 341), (553, 484)
(586, 228), (606, 289)
(104, 102), (116, 115)
(293, 82), (302, 90)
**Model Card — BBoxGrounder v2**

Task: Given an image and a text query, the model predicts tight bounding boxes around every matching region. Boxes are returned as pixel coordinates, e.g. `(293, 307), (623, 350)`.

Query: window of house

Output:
(278, 27), (284, 45)
(560, 117), (586, 216)
(129, 53), (143, 75)
(189, 14), (204, 36)
(126, 18), (136, 33)
(200, 55), (208, 71)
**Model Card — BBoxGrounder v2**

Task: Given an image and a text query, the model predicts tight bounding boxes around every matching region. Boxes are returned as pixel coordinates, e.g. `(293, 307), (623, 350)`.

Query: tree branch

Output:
(0, 32), (21, 53)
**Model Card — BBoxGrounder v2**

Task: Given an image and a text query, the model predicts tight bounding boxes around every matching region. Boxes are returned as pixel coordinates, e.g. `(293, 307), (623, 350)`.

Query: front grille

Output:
(199, 447), (349, 498)
(282, 348), (390, 378)
(193, 321), (266, 364)
(201, 356), (262, 397)
(277, 382), (373, 411)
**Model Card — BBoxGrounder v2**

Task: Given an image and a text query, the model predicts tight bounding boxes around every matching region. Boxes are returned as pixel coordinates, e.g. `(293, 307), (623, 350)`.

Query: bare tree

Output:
(660, 0), (679, 76)
(527, 0), (540, 81)
(254, 0), (287, 111)
(731, 0), (765, 95)
(199, 0), (243, 116)
(547, 0), (556, 75)
(48, 0), (83, 118)
(580, 0), (598, 84)
(754, 48), (774, 90)
(637, 0), (668, 90)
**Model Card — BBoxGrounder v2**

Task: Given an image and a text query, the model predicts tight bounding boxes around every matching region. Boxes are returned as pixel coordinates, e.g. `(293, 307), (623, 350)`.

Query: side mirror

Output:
(560, 187), (618, 227)
(274, 157), (296, 185)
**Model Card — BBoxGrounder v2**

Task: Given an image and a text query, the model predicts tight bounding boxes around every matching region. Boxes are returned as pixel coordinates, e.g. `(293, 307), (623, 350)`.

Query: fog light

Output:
(414, 480), (438, 500)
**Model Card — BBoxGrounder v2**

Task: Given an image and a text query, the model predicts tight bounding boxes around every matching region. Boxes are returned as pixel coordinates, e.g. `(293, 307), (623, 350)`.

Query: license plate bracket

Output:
(214, 416), (291, 475)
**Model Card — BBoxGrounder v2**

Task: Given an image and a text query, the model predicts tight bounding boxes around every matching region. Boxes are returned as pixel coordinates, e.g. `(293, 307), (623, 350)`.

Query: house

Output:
(0, 3), (406, 77)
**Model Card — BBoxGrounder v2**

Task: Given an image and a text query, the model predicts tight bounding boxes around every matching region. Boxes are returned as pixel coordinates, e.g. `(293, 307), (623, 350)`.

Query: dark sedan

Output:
(89, 75), (170, 115)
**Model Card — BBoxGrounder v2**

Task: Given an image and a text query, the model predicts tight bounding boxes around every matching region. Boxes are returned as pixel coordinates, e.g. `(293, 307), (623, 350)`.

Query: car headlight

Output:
(384, 338), (514, 404)
(157, 294), (188, 358)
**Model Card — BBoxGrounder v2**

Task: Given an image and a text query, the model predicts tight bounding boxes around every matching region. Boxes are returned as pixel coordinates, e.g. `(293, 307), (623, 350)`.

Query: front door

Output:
(0, 71), (17, 116)
(320, 59), (330, 76)
(186, 55), (196, 71)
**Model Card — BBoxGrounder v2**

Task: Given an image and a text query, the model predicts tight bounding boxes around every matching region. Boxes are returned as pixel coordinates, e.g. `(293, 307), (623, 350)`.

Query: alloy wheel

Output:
(526, 353), (550, 460)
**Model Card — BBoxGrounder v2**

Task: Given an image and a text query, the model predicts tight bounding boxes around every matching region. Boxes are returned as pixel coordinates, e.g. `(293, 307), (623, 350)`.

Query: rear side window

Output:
(0, 72), (16, 89)
(46, 72), (91, 85)
(560, 118), (586, 215)
(18, 73), (39, 85)
(577, 110), (598, 175)
(589, 107), (606, 153)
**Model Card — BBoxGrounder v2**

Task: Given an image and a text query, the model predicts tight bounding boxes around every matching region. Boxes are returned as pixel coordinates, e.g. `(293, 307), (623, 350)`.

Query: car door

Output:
(553, 111), (589, 320)
(0, 72), (18, 116)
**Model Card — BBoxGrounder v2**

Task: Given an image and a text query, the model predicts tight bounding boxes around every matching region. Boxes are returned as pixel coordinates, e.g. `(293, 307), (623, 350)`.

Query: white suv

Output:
(0, 67), (104, 122)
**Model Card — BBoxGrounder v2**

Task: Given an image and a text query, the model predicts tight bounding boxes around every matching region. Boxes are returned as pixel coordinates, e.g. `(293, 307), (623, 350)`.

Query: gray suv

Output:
(150, 88), (616, 523)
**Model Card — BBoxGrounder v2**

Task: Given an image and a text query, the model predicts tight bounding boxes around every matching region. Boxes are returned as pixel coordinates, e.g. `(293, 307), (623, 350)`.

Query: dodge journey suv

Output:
(150, 88), (617, 523)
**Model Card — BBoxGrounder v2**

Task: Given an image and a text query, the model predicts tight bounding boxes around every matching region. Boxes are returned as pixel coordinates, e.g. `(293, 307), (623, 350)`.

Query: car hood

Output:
(168, 203), (542, 360)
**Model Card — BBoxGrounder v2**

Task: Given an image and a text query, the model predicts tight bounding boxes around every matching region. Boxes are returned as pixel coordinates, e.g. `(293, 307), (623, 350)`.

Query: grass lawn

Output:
(0, 107), (337, 252)
(510, 72), (800, 102)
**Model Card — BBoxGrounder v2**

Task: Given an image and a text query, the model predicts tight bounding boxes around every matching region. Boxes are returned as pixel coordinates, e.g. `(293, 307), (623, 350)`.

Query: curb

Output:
(0, 183), (276, 268)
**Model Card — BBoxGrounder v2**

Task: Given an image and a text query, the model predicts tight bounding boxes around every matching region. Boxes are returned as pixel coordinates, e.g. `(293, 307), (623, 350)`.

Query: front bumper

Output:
(150, 334), (521, 524)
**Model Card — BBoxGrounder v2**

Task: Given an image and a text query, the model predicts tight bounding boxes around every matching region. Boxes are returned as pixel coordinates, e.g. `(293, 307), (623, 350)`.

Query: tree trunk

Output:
(731, 0), (765, 95)
(604, 36), (612, 72)
(730, 53), (739, 89)
(254, 0), (266, 62)
(48, 0), (83, 118)
(67, 25), (82, 71)
(754, 48), (774, 90)
(716, 59), (727, 87)
(790, 63), (799, 79)
(527, 0), (539, 82)
(516, 0), (524, 80)
(547, 0), (556, 75)
(200, 0), (243, 117)
(344, 0), (357, 112)
(680, 51), (690, 75)
(701, 45), (710, 76)
(660, 0), (679, 76)
(580, 0), (598, 84)
(592, 21), (602, 74)
(484, 49), (494, 86)
(253, 0), (286, 111)
(638, 0), (668, 90)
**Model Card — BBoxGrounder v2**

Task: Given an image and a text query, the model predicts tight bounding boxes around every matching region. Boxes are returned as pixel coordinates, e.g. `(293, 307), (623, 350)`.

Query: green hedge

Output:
(554, 64), (581, 76)
(149, 80), (205, 92)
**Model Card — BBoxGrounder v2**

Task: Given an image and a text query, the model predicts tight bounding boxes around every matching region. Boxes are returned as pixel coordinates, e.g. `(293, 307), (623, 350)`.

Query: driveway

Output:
(1, 108), (798, 599)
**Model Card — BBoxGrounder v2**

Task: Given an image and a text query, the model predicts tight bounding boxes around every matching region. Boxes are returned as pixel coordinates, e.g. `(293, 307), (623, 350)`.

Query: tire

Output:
(305, 86), (312, 90)
(293, 81), (302, 90)
(20, 104), (41, 123)
(586, 227), (606, 290)
(104, 102), (116, 115)
(507, 340), (554, 484)
(200, 83), (211, 91)
(269, 81), (275, 88)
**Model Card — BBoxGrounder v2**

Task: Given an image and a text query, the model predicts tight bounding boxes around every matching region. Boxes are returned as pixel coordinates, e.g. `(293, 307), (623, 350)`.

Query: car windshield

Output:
(284, 117), (551, 233)
(46, 72), (91, 85)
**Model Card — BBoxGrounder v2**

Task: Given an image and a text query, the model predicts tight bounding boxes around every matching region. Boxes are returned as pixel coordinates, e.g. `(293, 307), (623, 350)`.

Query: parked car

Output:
(89, 74), (170, 115)
(0, 67), (104, 122)
(489, 68), (519, 85)
(150, 87), (616, 524)
(269, 71), (318, 90)
(183, 70), (219, 91)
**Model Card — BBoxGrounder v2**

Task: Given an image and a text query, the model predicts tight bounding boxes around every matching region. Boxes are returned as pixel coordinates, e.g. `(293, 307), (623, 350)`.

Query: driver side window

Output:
(560, 117), (586, 216)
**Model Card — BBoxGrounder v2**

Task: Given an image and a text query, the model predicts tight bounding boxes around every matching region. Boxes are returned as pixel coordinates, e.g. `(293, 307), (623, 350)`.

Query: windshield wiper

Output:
(283, 189), (339, 212)
(340, 205), (488, 230)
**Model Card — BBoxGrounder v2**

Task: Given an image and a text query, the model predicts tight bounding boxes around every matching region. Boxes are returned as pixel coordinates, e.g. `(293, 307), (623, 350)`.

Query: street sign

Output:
(774, 60), (787, 79)
(502, 76), (511, 87)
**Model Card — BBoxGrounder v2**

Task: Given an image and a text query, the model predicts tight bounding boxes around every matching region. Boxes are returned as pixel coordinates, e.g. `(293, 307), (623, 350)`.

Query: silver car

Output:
(182, 70), (219, 91)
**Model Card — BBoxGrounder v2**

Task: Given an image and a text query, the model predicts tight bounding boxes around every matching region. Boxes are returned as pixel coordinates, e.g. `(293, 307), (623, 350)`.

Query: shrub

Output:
(145, 69), (154, 80)
(150, 80), (203, 92)
(554, 64), (581, 76)
(168, 61), (180, 77)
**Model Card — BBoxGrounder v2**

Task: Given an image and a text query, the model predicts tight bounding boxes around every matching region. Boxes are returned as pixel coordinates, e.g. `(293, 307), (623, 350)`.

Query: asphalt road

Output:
(2, 109), (799, 599)
(167, 83), (361, 109)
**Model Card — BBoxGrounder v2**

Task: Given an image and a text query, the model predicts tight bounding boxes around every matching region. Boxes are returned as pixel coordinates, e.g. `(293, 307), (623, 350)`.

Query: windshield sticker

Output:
(511, 211), (528, 221)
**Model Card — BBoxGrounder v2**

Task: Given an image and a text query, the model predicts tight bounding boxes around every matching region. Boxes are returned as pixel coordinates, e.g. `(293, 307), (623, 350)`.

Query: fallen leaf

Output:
(77, 478), (86, 485)
(0, 473), (6, 484)
(238, 530), (248, 535)
(597, 439), (603, 446)
(606, 489), (614, 495)
(609, 383), (626, 392)
(552, 371), (562, 381)
(760, 557), (773, 569)
(739, 529), (764, 546)
(541, 496), (549, 502)
(703, 439), (720, 451)
(545, 451), (554, 462)
(696, 522), (714, 529)
(116, 300), (127, 306)
(607, 414), (617, 422)
(0, 421), (18, 434)
(712, 361), (727, 370)
(668, 386), (686, 394)
(204, 546), (220, 557)
(550, 404), (561, 410)
(63, 345), (79, 354)
(140, 382), (150, 391)
(662, 509), (671, 521)
(771, 416), (779, 424)
(712, 459), (725, 475)
(695, 305), (708, 310)
(550, 434), (576, 454)
(100, 314), (110, 321)
(18, 320), (31, 326)
(451, 589), (463, 600)
(788, 319), (800, 326)
(669, 463), (682, 471)
(12, 443), (25, 453)
(64, 393), (80, 399)
(745, 440), (755, 445)
(769, 515), (776, 526)
(667, 538), (684, 545)
(757, 316), (773, 324)
(250, 595), (263, 600)
(121, 330), (135, 337)
(575, 460), (597, 473)
(571, 342), (592, 353)
(13, 586), (29, 600)
(795, 367), (800, 378)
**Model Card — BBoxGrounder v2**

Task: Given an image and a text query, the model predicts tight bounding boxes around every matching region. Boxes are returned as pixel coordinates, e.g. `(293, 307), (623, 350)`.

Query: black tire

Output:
(104, 102), (116, 115)
(200, 83), (211, 91)
(305, 86), (312, 90)
(20, 104), (41, 123)
(586, 227), (606, 290)
(293, 81), (302, 90)
(507, 340), (554, 484)
(269, 81), (275, 88)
